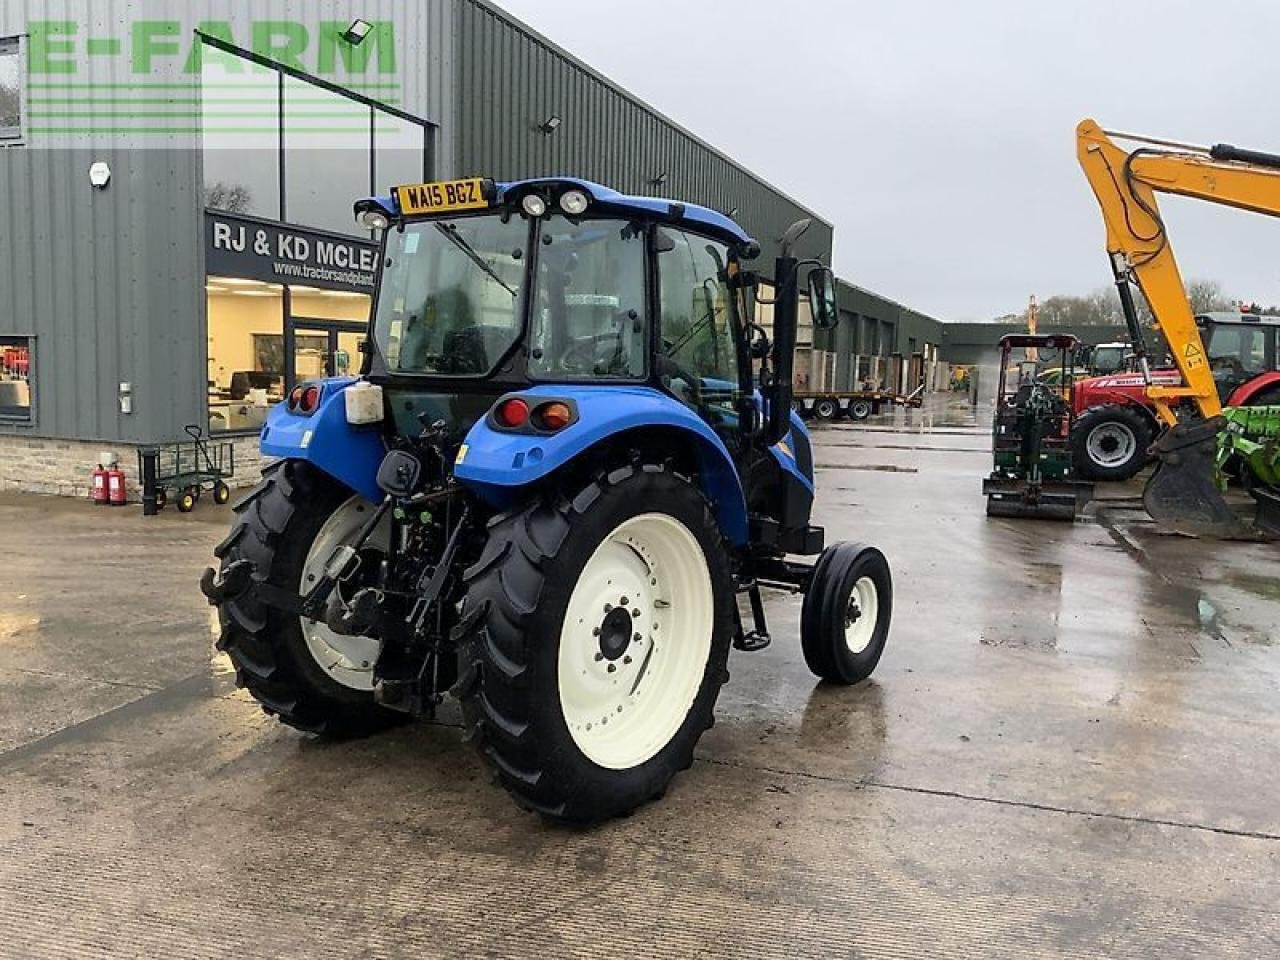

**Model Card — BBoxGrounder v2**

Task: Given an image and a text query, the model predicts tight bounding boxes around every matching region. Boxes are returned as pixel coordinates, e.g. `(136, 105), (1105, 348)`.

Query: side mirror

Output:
(807, 268), (839, 329)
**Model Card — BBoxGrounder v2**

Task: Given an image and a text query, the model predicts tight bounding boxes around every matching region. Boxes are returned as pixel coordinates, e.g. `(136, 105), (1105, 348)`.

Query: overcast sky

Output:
(498, 0), (1280, 321)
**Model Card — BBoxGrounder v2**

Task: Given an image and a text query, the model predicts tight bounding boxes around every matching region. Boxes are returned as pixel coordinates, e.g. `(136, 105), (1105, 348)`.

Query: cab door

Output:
(653, 228), (744, 450)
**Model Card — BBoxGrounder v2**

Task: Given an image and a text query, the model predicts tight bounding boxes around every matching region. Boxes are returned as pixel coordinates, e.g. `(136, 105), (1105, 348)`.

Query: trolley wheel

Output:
(213, 481), (231, 505)
(155, 488), (168, 511)
(177, 488), (197, 513)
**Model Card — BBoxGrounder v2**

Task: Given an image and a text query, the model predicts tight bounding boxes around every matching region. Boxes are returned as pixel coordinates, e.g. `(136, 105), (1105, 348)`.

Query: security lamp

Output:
(650, 172), (668, 186)
(88, 161), (112, 189)
(728, 207), (740, 218)
(538, 115), (562, 135)
(342, 19), (373, 45)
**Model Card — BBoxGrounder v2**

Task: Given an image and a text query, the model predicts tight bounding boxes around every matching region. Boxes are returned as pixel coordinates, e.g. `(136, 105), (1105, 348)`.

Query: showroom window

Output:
(205, 277), (371, 434)
(0, 336), (33, 420)
(0, 36), (21, 141)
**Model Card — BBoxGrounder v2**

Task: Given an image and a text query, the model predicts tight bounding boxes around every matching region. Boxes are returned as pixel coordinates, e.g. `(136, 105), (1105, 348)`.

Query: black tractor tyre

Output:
(848, 399), (873, 421)
(210, 459), (405, 738)
(213, 480), (231, 505)
(801, 542), (893, 685)
(454, 461), (734, 823)
(813, 397), (840, 421)
(1071, 404), (1154, 482)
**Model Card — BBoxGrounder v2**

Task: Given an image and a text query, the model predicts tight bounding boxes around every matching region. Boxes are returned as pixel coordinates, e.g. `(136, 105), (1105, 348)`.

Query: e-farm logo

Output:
(25, 19), (400, 137)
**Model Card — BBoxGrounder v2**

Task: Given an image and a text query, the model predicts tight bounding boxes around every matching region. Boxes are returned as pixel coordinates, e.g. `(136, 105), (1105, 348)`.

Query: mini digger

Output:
(984, 334), (1094, 521)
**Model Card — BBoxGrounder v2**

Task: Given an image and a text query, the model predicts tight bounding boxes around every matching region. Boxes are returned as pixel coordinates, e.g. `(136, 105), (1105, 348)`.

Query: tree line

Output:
(991, 280), (1279, 327)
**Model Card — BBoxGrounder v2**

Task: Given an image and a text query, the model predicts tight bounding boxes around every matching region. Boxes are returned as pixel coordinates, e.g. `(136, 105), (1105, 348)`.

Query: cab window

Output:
(656, 230), (739, 414)
(1207, 326), (1270, 378)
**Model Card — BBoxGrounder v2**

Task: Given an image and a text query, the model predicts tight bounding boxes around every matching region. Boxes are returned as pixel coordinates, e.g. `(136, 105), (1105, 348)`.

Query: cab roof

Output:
(357, 176), (756, 250)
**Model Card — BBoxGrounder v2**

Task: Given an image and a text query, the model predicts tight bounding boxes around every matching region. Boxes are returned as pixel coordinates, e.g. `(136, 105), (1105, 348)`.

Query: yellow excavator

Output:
(1076, 119), (1280, 538)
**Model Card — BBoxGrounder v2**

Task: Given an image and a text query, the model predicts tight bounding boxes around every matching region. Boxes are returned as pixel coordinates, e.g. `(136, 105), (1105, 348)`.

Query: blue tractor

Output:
(202, 176), (893, 822)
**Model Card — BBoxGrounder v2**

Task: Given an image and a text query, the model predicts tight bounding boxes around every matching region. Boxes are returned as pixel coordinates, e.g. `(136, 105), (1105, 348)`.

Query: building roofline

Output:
(465, 0), (831, 230)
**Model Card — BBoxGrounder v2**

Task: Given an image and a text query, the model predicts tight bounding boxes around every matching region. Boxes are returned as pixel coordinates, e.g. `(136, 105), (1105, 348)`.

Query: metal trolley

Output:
(140, 425), (236, 513)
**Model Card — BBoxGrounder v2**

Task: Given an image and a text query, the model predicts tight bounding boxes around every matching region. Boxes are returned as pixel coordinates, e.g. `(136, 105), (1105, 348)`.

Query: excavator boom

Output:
(1076, 119), (1280, 538)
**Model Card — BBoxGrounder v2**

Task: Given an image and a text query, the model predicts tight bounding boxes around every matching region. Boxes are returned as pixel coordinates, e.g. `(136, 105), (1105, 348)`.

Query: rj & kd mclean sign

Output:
(205, 212), (379, 293)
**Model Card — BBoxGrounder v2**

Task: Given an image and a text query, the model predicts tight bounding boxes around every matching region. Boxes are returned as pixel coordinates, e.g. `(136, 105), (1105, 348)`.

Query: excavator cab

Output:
(984, 334), (1094, 521)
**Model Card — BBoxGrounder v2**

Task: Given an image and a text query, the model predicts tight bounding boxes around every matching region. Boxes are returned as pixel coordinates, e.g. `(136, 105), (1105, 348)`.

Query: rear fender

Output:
(1228, 371), (1280, 407)
(454, 385), (749, 545)
(259, 377), (386, 502)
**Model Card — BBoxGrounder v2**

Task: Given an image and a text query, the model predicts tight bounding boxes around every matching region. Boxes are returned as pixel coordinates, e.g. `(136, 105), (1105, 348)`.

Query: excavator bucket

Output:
(1143, 416), (1258, 539)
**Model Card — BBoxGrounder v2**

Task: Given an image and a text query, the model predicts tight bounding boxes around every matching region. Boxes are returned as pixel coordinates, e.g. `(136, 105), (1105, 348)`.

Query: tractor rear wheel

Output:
(801, 542), (892, 684)
(455, 461), (733, 823)
(211, 460), (404, 737)
(1072, 404), (1153, 481)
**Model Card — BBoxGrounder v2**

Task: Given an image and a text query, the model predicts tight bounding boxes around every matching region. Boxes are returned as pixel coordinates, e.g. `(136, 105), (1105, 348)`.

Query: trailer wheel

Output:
(213, 481), (231, 505)
(155, 488), (167, 511)
(801, 542), (892, 684)
(177, 489), (196, 513)
(209, 460), (404, 737)
(455, 461), (733, 823)
(1072, 405), (1153, 481)
(814, 397), (840, 420)
(848, 399), (873, 421)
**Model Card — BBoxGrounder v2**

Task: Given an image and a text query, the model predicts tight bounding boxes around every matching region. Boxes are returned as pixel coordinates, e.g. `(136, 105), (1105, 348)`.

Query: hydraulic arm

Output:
(1076, 119), (1280, 537)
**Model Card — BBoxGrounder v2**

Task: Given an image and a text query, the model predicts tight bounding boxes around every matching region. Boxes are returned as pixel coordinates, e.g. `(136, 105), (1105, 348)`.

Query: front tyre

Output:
(1072, 404), (1153, 481)
(801, 542), (892, 684)
(456, 462), (733, 823)
(211, 460), (404, 737)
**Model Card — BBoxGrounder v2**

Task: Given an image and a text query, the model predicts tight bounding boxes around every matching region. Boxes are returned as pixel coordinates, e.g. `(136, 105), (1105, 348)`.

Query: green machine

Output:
(1218, 405), (1280, 534)
(984, 334), (1094, 521)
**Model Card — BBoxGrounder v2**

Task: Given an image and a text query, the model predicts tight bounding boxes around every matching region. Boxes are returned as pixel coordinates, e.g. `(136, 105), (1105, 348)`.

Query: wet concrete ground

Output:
(2, 396), (1278, 958)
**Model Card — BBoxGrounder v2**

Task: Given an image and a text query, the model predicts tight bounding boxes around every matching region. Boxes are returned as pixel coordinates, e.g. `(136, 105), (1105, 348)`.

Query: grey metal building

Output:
(0, 0), (842, 495)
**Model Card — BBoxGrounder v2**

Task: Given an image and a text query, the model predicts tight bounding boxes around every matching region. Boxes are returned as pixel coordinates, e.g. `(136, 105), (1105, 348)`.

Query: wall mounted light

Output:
(538, 114), (562, 134)
(88, 161), (112, 189)
(650, 172), (668, 186)
(728, 207), (739, 218)
(342, 19), (373, 45)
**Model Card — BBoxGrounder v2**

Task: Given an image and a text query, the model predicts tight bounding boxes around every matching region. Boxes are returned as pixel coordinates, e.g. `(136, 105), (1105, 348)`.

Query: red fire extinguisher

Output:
(107, 465), (127, 506)
(92, 464), (110, 506)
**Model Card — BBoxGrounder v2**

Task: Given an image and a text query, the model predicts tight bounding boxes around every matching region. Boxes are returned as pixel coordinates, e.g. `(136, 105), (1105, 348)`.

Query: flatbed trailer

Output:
(793, 384), (925, 421)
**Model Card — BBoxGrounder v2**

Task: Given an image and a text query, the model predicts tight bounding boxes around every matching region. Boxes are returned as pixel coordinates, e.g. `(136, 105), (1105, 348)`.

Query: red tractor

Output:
(1071, 312), (1280, 480)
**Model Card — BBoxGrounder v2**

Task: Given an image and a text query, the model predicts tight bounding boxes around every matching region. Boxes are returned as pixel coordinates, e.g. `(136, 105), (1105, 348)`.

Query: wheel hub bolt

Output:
(607, 663), (617, 673)
(620, 596), (629, 606)
(632, 609), (641, 618)
(623, 655), (632, 665)
(594, 652), (604, 662)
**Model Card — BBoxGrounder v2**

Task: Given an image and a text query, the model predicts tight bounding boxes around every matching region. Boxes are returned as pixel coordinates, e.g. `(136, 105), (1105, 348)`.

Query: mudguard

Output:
(1228, 371), (1280, 407)
(454, 385), (750, 544)
(259, 377), (386, 502)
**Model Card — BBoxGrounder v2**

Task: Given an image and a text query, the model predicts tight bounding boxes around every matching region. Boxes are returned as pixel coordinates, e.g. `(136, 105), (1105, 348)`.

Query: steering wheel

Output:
(558, 330), (628, 375)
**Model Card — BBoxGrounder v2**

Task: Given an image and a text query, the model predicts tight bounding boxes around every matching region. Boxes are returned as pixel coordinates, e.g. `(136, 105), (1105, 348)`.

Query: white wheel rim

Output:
(817, 400), (836, 417)
(844, 576), (878, 654)
(557, 513), (714, 770)
(1086, 421), (1137, 467)
(852, 402), (871, 418)
(300, 496), (390, 691)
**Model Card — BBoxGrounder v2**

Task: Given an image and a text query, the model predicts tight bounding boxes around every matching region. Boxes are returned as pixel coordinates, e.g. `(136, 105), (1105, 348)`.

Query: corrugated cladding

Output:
(0, 0), (452, 443)
(451, 0), (833, 271)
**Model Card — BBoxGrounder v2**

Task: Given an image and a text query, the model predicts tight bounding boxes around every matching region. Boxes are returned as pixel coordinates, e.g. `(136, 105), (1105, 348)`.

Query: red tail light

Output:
(495, 397), (530, 428)
(299, 385), (321, 414)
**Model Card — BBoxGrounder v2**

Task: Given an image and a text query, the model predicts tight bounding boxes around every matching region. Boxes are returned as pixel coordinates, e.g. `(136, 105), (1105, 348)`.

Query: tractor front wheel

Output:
(801, 542), (892, 684)
(1072, 405), (1153, 481)
(456, 462), (733, 823)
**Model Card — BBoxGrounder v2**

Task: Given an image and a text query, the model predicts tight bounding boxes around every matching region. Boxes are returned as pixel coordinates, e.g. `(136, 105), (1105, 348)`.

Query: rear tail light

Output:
(495, 397), (530, 428)
(299, 385), (321, 414)
(534, 401), (572, 431)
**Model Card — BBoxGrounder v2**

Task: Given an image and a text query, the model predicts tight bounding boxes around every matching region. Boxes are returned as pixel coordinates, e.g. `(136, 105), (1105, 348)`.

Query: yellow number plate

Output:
(395, 178), (491, 215)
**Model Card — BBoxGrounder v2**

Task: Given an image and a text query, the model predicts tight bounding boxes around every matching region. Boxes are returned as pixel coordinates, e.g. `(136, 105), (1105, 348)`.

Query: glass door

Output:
(287, 319), (365, 390)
